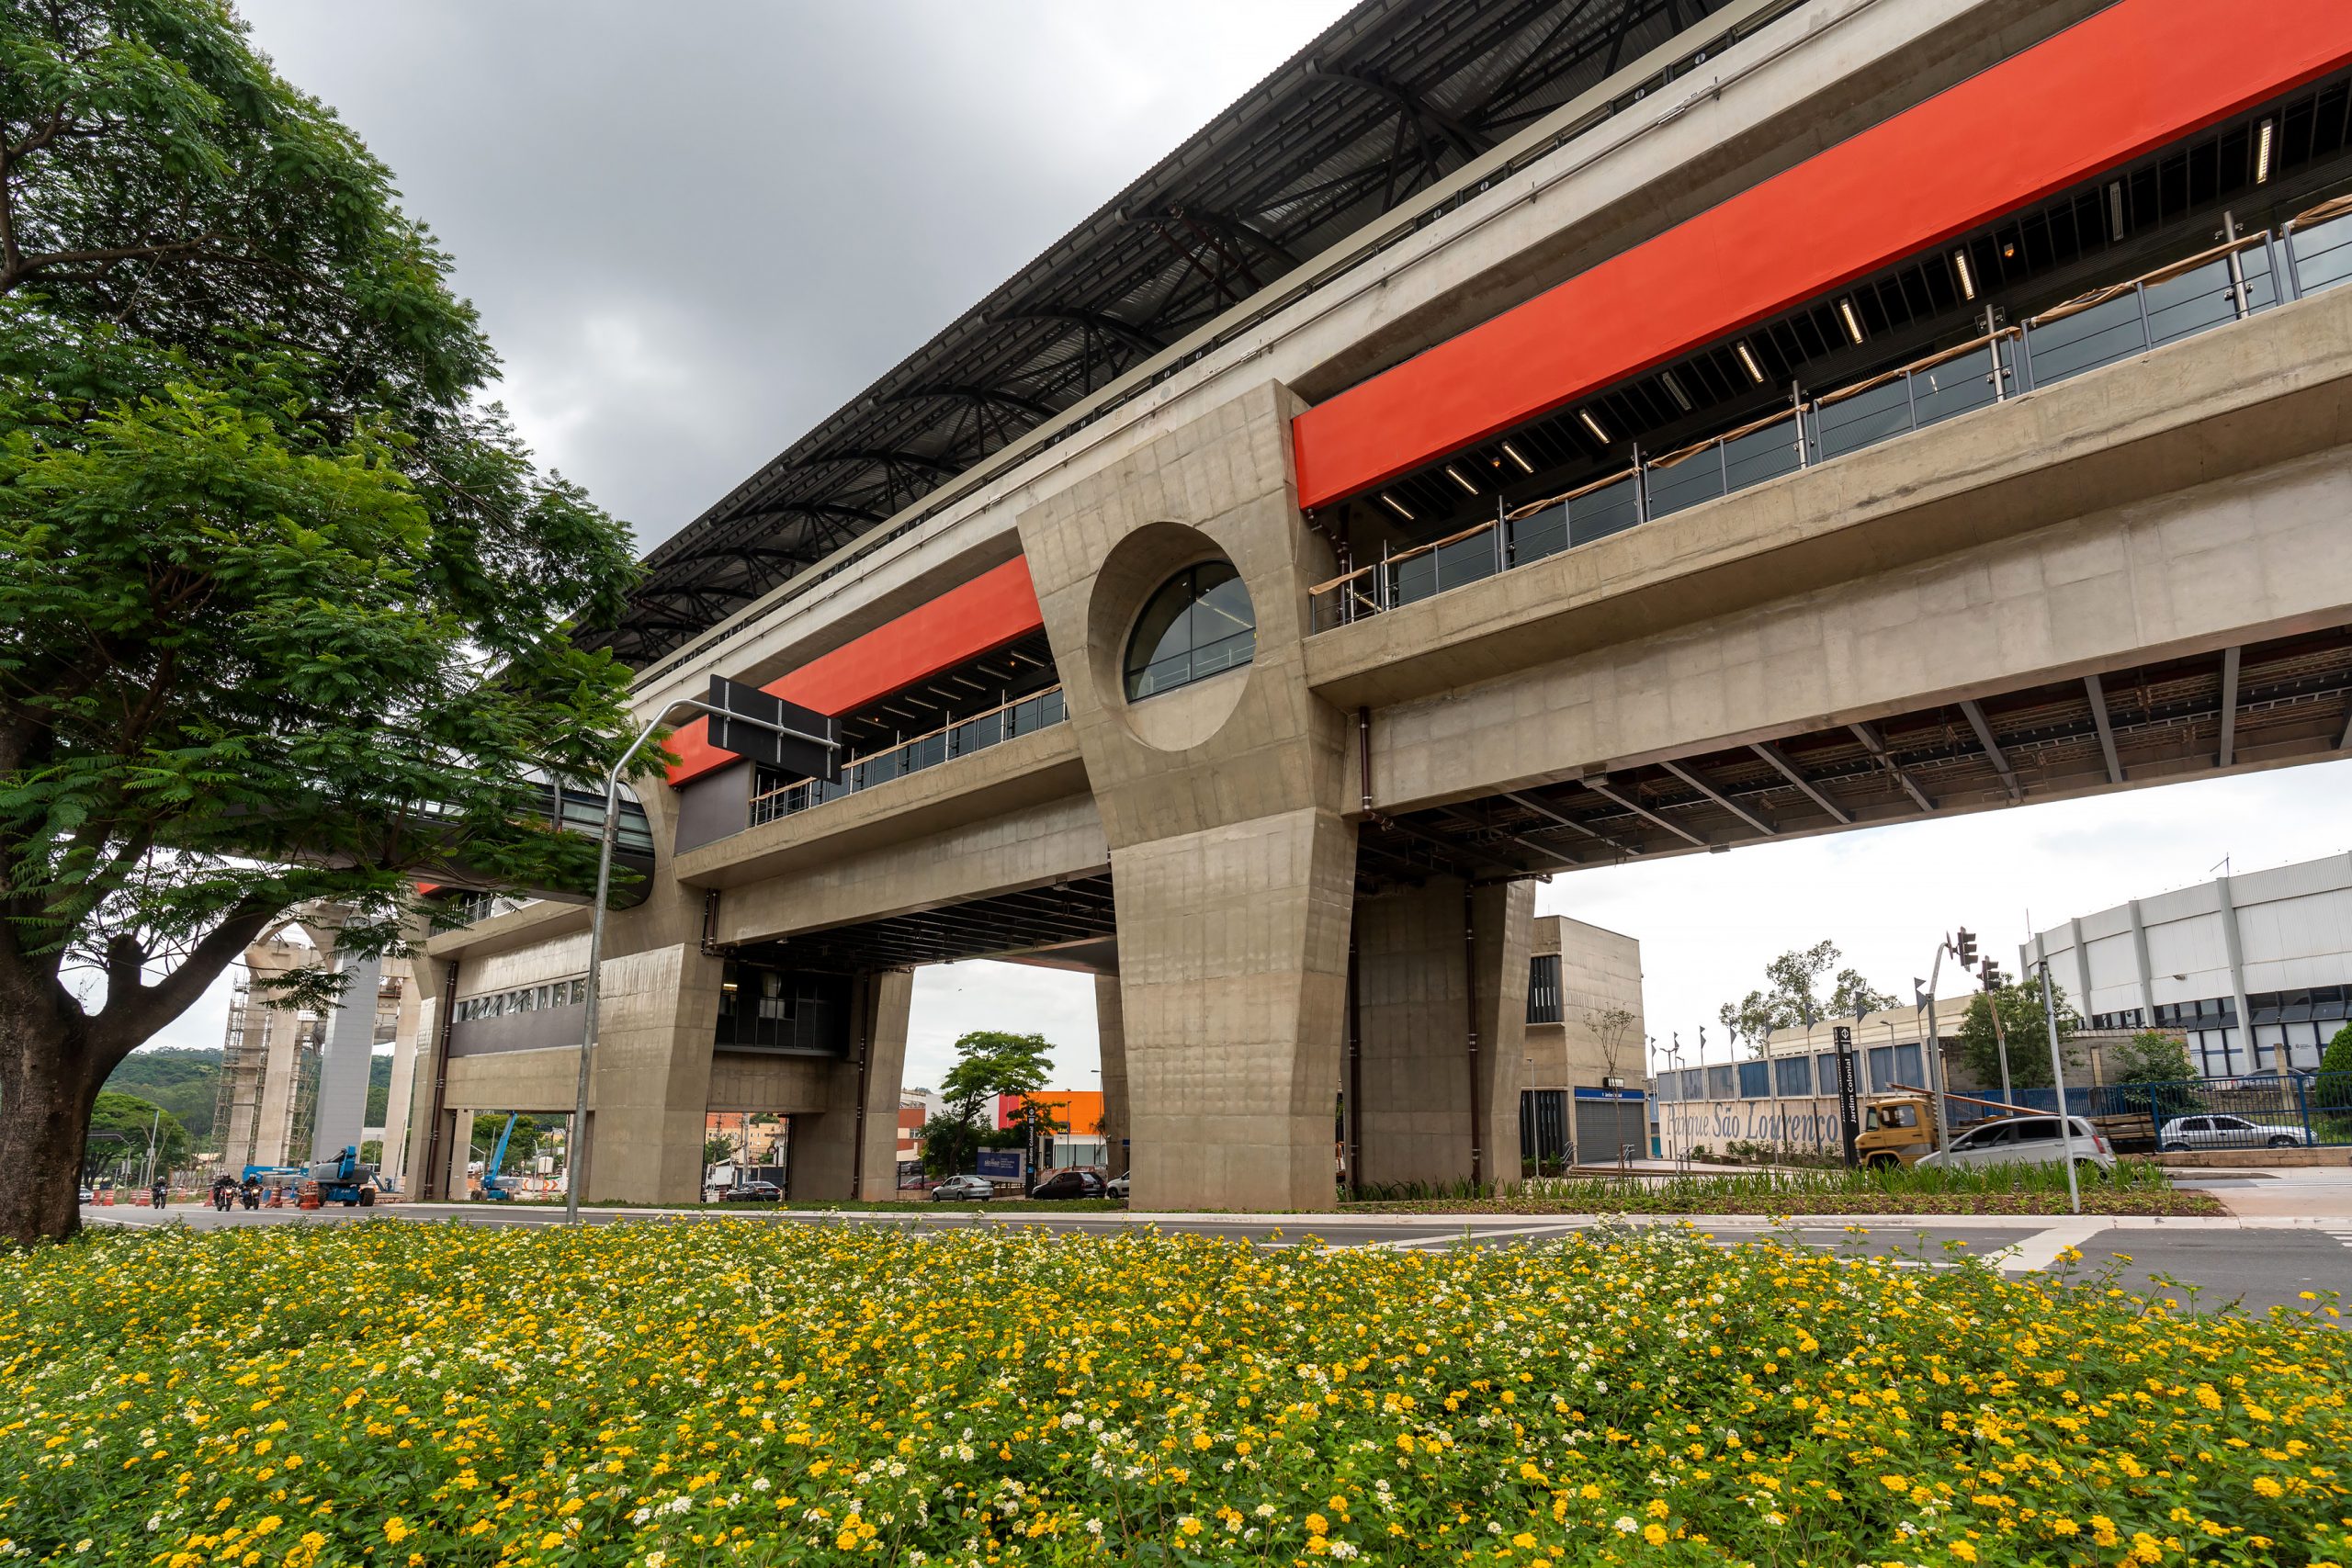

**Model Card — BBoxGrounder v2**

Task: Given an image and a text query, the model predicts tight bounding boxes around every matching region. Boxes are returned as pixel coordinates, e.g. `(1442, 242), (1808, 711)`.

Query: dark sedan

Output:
(1029, 1169), (1106, 1201)
(718, 1180), (784, 1202)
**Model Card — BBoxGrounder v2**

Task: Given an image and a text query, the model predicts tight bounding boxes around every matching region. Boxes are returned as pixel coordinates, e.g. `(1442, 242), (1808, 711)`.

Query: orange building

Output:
(996, 1091), (1110, 1170)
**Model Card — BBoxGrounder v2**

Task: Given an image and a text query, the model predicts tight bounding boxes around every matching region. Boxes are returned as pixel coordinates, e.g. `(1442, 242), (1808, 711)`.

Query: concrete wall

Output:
(1524, 915), (1646, 1092)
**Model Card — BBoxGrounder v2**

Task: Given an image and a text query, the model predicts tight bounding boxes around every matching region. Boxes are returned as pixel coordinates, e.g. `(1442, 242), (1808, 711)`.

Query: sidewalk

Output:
(2174, 1165), (2352, 1221)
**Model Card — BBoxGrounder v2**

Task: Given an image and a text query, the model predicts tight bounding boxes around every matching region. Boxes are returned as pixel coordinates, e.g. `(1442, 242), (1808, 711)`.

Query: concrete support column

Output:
(2215, 875), (2255, 1071)
(2127, 899), (2158, 1026)
(378, 973), (421, 1190)
(1095, 974), (1130, 1179)
(788, 969), (914, 1201)
(581, 942), (724, 1204)
(1354, 877), (1534, 1190)
(311, 947), (380, 1161)
(1113, 807), (1356, 1212)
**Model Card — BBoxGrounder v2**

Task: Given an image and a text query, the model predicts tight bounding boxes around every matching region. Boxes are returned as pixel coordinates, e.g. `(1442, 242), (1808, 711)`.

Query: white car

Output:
(1105, 1170), (1130, 1200)
(1917, 1115), (2114, 1173)
(2157, 1114), (2313, 1151)
(929, 1174), (996, 1202)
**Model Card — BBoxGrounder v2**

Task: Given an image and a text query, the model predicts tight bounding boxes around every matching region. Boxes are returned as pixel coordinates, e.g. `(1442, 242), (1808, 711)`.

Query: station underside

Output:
(1363, 623), (2352, 882)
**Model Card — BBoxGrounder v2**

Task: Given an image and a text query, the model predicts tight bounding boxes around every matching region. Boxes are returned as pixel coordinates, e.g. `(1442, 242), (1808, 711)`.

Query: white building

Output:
(2027, 852), (2352, 1080)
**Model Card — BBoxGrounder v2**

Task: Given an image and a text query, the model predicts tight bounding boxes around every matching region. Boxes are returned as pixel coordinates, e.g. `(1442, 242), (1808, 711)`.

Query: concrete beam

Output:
(1502, 790), (1639, 858)
(1748, 742), (1854, 825)
(2084, 674), (2125, 785)
(1958, 699), (2022, 804)
(1581, 774), (1708, 848)
(2217, 646), (2242, 768)
(1657, 758), (1776, 837)
(1849, 720), (1933, 812)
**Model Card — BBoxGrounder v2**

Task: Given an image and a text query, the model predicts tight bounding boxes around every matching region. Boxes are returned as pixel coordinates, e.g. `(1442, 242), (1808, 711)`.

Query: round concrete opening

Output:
(1089, 523), (1255, 753)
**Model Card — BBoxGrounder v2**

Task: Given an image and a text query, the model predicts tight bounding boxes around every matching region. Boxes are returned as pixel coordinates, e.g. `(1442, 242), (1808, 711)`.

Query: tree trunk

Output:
(0, 995), (101, 1247)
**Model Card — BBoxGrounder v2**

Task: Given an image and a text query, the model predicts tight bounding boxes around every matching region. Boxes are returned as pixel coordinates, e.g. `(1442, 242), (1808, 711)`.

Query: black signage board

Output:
(705, 675), (841, 783)
(1833, 1025), (1861, 1168)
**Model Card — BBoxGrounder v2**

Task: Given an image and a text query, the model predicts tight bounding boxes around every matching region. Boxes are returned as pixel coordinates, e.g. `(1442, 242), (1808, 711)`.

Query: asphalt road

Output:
(85, 1202), (2350, 1315)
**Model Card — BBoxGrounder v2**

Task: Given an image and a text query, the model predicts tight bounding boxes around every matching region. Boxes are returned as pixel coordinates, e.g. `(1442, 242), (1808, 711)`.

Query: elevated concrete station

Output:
(402, 0), (2352, 1211)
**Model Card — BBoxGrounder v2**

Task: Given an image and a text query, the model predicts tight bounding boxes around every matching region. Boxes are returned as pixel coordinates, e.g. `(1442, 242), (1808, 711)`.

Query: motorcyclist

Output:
(211, 1175), (236, 1212)
(241, 1176), (262, 1211)
(150, 1178), (169, 1209)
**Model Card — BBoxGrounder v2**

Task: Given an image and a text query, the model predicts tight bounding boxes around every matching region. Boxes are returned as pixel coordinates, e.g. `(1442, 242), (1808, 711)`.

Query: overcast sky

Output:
(140, 5), (2352, 1106)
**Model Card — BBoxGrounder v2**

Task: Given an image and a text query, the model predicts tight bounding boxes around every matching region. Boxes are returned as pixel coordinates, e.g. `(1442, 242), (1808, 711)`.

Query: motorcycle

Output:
(211, 1183), (235, 1213)
(241, 1182), (262, 1211)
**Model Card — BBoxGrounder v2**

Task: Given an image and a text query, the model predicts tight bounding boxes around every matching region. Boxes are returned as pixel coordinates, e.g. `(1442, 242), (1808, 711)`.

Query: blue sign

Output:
(975, 1148), (1025, 1180)
(1573, 1087), (1646, 1101)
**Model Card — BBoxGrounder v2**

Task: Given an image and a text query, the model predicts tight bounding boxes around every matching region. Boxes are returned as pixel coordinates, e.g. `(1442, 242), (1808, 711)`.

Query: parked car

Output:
(930, 1174), (995, 1202)
(2157, 1113), (2314, 1151)
(76, 1186), (93, 1204)
(718, 1180), (783, 1202)
(1030, 1169), (1107, 1201)
(1104, 1170), (1130, 1200)
(1916, 1115), (2114, 1173)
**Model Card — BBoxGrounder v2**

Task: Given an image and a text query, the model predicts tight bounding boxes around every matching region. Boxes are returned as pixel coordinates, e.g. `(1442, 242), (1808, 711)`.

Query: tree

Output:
(1719, 942), (1894, 1055)
(2315, 1022), (2352, 1134)
(2107, 1029), (2196, 1085)
(1583, 1006), (1638, 1080)
(702, 1134), (738, 1168)
(85, 1089), (187, 1179)
(2105, 1029), (2200, 1121)
(469, 1113), (539, 1176)
(924, 1031), (1057, 1177)
(100, 1045), (220, 1139)
(1956, 982), (2081, 1090)
(0, 2), (642, 1242)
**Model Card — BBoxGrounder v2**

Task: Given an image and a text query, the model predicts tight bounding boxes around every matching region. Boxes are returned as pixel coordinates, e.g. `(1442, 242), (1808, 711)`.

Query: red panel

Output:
(1292, 0), (2352, 509)
(666, 556), (1044, 785)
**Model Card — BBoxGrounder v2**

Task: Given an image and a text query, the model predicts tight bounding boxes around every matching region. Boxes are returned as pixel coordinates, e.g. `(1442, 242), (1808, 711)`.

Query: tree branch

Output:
(89, 897), (279, 1061)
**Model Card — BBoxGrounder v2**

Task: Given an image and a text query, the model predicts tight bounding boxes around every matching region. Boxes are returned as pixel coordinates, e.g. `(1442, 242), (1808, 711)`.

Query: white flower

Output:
(1085, 1520), (1103, 1537)
(752, 1478), (770, 1492)
(1254, 1504), (1276, 1518)
(644, 1554), (667, 1568)
(1615, 1517), (1639, 1534)
(1329, 1544), (1361, 1561)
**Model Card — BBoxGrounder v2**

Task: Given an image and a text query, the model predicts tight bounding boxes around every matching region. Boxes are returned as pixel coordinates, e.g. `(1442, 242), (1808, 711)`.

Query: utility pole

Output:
(2035, 955), (2084, 1215)
(141, 1108), (162, 1190)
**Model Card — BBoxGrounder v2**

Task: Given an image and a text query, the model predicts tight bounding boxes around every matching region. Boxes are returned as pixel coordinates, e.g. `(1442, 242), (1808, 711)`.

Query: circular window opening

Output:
(1124, 561), (1255, 702)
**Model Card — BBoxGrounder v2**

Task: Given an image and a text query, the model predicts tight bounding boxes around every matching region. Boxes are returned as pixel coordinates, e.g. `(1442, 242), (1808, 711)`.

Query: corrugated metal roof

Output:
(596, 0), (1763, 668)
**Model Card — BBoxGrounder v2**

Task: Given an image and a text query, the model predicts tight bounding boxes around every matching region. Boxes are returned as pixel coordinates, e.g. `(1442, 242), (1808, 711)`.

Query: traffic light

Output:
(1979, 956), (2005, 990)
(1954, 927), (1978, 967)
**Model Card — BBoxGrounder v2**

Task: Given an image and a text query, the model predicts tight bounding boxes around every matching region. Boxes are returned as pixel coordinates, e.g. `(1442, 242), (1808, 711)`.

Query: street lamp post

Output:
(566, 695), (827, 1224)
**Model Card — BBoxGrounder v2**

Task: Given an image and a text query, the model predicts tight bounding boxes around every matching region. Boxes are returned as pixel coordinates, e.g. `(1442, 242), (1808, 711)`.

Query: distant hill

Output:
(104, 1047), (398, 1146)
(103, 1048), (221, 1140)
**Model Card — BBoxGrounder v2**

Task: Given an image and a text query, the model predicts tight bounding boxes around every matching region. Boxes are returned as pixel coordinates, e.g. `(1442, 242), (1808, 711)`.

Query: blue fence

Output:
(1962, 1075), (2352, 1149)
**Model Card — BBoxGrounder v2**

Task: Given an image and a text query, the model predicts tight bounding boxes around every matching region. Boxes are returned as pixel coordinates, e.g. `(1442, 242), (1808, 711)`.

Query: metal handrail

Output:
(750, 683), (1068, 819)
(1311, 197), (2352, 633)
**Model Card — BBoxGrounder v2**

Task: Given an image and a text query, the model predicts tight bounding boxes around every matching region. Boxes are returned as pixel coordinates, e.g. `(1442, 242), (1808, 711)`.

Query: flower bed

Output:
(2, 1222), (2343, 1565)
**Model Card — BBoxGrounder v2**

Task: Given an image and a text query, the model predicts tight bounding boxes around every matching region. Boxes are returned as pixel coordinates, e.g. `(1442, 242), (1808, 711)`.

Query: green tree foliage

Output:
(1718, 942), (1896, 1055)
(85, 1089), (187, 1178)
(924, 1032), (1058, 1177)
(0, 0), (644, 1242)
(1956, 982), (2081, 1090)
(469, 1114), (540, 1177)
(2316, 1021), (2352, 1131)
(100, 1045), (220, 1139)
(2107, 1029), (2197, 1085)
(363, 1051), (393, 1128)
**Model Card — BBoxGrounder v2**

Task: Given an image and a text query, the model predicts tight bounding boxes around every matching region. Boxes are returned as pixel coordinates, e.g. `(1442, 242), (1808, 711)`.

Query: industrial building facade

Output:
(2028, 852), (2352, 1080)
(402, 0), (2352, 1210)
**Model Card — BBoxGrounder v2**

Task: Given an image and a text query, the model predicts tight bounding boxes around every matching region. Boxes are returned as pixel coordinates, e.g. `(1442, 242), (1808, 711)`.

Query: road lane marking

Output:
(1987, 1217), (2110, 1274)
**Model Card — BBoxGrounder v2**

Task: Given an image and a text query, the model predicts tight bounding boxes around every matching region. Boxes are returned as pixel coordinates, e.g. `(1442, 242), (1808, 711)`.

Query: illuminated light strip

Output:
(1289, 0), (2352, 508)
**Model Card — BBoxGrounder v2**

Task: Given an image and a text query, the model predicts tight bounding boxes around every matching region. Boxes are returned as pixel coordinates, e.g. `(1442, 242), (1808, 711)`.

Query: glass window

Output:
(1776, 1055), (1813, 1097)
(1737, 1060), (1770, 1099)
(1867, 1045), (1894, 1092)
(1124, 563), (1256, 701)
(571, 978), (587, 1006)
(1525, 954), (1562, 1025)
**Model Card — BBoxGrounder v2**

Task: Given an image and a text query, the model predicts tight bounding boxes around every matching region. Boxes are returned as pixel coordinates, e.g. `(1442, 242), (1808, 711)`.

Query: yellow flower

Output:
(1642, 1523), (1668, 1546)
(383, 1518), (410, 1545)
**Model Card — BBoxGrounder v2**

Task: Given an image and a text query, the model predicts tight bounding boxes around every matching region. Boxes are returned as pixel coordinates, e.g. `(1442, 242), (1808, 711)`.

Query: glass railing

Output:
(1310, 196), (2352, 631)
(750, 685), (1068, 825)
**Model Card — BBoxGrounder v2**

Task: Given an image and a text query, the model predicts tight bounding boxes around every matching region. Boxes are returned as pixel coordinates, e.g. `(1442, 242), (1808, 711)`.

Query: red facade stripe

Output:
(665, 556), (1045, 786)
(1291, 0), (2352, 509)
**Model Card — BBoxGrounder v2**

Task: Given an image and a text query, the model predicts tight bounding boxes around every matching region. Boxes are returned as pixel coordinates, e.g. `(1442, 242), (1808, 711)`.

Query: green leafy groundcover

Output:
(2, 1223), (2344, 1566)
(1350, 1161), (2224, 1217)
